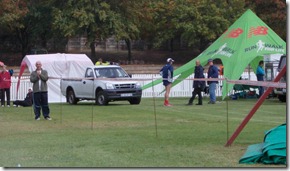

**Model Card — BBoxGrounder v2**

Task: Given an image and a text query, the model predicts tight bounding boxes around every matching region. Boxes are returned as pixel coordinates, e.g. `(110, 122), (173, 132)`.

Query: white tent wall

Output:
(19, 53), (94, 102)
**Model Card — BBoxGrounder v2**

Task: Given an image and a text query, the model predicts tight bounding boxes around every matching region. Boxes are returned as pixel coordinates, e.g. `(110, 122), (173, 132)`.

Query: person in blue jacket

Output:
(207, 59), (219, 104)
(187, 60), (205, 105)
(160, 58), (174, 106)
(256, 60), (265, 98)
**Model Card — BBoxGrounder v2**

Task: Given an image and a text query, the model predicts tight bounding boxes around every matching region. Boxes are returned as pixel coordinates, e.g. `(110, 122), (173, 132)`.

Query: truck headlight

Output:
(136, 83), (141, 89)
(106, 83), (115, 89)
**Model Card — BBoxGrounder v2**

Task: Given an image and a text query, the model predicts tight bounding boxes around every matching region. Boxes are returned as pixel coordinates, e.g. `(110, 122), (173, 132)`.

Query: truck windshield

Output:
(94, 68), (129, 78)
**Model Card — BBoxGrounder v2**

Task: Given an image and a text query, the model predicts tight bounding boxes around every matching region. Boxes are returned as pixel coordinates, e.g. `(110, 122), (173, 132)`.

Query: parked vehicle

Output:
(60, 65), (142, 105)
(263, 53), (283, 98)
(273, 55), (286, 102)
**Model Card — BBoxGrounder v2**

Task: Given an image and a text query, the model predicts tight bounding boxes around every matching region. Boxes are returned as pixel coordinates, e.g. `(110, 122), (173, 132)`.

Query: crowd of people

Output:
(0, 64), (33, 108)
(159, 58), (265, 107)
(0, 58), (266, 119)
(0, 61), (51, 121)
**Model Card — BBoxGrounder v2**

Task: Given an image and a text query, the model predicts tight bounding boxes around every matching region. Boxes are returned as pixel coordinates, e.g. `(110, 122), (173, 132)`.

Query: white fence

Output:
(10, 72), (257, 101)
(133, 72), (257, 98)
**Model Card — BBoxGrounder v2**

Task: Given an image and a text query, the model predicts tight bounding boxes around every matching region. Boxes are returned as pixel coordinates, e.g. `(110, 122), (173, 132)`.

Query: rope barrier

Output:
(14, 76), (286, 88)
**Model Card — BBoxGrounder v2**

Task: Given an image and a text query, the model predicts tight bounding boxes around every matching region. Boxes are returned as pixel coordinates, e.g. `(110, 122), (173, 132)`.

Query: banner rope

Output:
(15, 76), (286, 88)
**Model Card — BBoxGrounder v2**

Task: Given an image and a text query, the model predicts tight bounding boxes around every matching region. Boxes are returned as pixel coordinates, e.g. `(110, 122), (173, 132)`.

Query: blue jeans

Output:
(33, 92), (50, 119)
(209, 83), (217, 102)
(258, 86), (264, 97)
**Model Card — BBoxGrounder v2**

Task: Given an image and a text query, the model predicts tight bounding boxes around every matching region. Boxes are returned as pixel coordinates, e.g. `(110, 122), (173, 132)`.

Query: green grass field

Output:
(0, 97), (286, 168)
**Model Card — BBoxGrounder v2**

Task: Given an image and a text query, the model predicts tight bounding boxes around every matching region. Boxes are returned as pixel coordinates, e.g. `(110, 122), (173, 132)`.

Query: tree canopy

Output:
(0, 0), (286, 61)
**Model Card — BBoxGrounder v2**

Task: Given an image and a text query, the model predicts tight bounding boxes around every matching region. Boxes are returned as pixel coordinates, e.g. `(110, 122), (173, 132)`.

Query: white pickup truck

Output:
(60, 65), (142, 105)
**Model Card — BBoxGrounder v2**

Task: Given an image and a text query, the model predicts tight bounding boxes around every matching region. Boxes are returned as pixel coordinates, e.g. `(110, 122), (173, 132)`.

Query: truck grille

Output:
(115, 84), (136, 89)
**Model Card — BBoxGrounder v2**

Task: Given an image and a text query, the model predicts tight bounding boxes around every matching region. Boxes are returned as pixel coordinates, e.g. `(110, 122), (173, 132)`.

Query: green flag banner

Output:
(142, 9), (286, 99)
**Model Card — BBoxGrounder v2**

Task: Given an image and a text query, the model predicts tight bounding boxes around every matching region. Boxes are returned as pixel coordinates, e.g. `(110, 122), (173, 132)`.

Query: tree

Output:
(106, 0), (149, 62)
(0, 0), (60, 57)
(147, 0), (245, 52)
(245, 0), (286, 41)
(0, 0), (29, 56)
(149, 0), (180, 51)
(178, 0), (245, 51)
(27, 2), (52, 49)
(52, 0), (117, 59)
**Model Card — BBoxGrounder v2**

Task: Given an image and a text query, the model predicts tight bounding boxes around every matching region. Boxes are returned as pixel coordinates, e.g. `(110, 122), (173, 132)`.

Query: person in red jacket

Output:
(0, 65), (11, 107)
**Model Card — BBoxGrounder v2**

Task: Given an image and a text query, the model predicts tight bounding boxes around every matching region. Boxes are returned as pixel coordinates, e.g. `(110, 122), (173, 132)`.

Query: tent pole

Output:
(248, 64), (251, 80)
(226, 79), (229, 142)
(60, 77), (63, 124)
(91, 78), (95, 130)
(152, 75), (158, 138)
(225, 65), (286, 147)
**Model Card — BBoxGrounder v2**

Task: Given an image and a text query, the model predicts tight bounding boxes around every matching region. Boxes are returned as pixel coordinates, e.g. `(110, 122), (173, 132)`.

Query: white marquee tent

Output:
(17, 53), (94, 102)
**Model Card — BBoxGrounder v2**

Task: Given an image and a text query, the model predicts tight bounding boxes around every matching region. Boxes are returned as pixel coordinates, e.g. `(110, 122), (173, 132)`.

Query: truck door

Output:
(82, 68), (95, 98)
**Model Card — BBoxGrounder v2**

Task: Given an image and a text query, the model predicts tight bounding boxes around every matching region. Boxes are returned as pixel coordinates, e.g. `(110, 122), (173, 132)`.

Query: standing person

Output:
(30, 61), (51, 120)
(256, 60), (265, 98)
(95, 58), (109, 65)
(187, 60), (205, 105)
(207, 59), (219, 104)
(160, 58), (174, 106)
(0, 65), (11, 107)
(13, 87), (33, 107)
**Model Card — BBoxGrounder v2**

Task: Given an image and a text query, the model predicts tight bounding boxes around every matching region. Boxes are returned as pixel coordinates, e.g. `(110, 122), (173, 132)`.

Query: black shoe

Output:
(195, 103), (202, 105)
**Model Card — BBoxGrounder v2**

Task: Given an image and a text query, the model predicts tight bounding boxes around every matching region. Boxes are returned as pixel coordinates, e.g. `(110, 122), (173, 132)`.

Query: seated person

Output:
(13, 87), (33, 107)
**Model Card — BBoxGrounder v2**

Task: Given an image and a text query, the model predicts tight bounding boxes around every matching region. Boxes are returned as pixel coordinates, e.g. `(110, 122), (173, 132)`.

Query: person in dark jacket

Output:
(30, 61), (51, 120)
(207, 59), (219, 104)
(187, 60), (205, 105)
(160, 58), (174, 106)
(13, 87), (33, 107)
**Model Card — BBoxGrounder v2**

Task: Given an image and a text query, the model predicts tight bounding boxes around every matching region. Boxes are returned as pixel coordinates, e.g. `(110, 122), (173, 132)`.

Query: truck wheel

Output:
(67, 89), (78, 104)
(278, 95), (286, 102)
(129, 98), (141, 105)
(96, 91), (109, 105)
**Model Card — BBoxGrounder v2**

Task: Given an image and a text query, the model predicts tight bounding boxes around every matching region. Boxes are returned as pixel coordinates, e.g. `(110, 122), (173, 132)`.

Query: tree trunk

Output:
(90, 41), (96, 59)
(125, 39), (132, 62)
(199, 37), (211, 52)
(40, 32), (47, 48)
(16, 28), (29, 59)
(170, 38), (174, 52)
(87, 23), (96, 60)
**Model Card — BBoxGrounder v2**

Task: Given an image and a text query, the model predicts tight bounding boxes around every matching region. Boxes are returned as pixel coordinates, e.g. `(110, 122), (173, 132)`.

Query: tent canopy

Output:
(17, 53), (94, 102)
(142, 9), (286, 99)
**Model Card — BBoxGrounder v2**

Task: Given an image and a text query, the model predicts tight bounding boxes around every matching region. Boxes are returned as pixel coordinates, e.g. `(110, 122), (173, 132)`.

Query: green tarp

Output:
(239, 123), (286, 165)
(142, 9), (286, 99)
